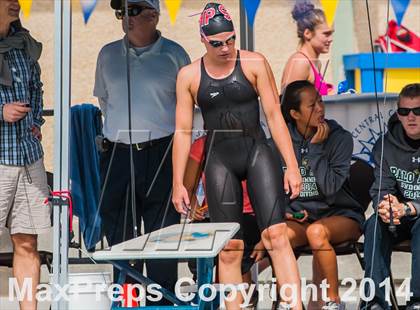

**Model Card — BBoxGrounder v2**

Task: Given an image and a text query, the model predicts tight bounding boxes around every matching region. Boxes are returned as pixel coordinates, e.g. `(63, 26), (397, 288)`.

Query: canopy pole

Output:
(52, 0), (72, 309)
(239, 0), (255, 51)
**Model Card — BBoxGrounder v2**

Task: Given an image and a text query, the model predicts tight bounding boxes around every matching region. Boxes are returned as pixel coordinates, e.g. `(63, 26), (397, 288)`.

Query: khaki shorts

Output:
(0, 159), (51, 235)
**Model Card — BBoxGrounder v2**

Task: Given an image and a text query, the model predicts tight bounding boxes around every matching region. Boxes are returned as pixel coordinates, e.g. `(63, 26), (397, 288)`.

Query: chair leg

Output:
(355, 244), (365, 270)
(389, 273), (400, 310)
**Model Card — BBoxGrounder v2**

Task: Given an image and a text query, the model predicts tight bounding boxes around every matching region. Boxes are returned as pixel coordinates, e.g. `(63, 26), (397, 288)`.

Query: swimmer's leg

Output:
(205, 152), (245, 309)
(247, 143), (303, 310)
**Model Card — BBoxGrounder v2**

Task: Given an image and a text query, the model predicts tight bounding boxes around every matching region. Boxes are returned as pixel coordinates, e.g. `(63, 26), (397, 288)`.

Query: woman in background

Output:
(281, 1), (334, 95)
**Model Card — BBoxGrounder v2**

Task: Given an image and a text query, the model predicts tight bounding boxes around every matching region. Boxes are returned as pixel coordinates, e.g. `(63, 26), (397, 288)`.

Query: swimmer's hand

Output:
(250, 240), (266, 262)
(190, 204), (208, 221)
(284, 167), (302, 199)
(172, 184), (191, 215)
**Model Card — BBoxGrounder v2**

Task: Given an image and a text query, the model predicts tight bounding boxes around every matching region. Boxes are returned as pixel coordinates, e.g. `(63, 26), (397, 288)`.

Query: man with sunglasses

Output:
(362, 83), (420, 310)
(94, 0), (190, 304)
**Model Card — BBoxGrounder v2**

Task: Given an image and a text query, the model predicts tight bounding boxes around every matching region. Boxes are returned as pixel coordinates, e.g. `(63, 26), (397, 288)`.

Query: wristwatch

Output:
(403, 202), (412, 217)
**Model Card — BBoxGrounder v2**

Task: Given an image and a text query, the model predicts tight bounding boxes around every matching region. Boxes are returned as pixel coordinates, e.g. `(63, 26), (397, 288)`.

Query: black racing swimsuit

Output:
(197, 50), (286, 239)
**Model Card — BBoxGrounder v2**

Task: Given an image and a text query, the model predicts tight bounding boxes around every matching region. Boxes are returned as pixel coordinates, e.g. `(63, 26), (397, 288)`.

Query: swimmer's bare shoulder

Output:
(239, 50), (273, 80)
(281, 52), (311, 89)
(238, 50), (266, 67)
(177, 59), (201, 98)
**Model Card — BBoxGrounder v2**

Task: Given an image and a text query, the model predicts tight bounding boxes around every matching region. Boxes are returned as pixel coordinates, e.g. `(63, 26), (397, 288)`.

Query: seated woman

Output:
(279, 80), (364, 310)
(281, 1), (334, 95)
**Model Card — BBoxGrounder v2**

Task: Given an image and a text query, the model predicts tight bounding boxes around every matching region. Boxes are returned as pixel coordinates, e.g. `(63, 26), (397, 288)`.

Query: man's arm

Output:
(93, 52), (108, 115)
(30, 61), (44, 128)
(370, 140), (398, 209)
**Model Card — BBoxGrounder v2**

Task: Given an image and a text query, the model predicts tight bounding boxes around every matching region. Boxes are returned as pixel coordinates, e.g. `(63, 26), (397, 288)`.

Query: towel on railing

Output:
(70, 104), (102, 251)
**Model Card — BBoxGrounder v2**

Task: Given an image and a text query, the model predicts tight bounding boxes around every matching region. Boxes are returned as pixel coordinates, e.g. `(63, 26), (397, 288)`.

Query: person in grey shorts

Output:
(0, 1), (50, 309)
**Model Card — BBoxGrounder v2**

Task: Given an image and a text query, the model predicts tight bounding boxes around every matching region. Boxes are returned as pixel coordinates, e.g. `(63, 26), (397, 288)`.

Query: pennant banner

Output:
(243, 0), (261, 27)
(391, 0), (411, 25)
(18, 0), (32, 19)
(80, 0), (98, 24)
(319, 0), (340, 27)
(164, 0), (183, 25)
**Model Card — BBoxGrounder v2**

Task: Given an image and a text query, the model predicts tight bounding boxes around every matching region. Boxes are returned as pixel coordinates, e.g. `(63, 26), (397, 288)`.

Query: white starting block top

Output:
(92, 222), (240, 261)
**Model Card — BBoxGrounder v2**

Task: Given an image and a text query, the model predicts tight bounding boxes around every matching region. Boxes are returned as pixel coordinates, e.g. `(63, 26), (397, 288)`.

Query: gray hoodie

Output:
(274, 119), (365, 225)
(370, 113), (420, 219)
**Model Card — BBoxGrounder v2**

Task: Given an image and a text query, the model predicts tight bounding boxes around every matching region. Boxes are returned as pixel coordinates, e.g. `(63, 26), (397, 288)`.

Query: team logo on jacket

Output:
(412, 157), (420, 164)
(390, 166), (420, 200)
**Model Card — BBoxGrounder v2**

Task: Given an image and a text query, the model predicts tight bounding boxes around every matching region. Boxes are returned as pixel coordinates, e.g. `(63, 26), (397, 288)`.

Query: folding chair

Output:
(389, 238), (412, 309)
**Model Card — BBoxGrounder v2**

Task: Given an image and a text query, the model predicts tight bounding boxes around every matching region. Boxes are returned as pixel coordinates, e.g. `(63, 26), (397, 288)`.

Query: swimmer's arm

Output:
(280, 58), (310, 92)
(264, 58), (280, 100)
(256, 56), (299, 171)
(173, 66), (195, 188)
(256, 56), (301, 198)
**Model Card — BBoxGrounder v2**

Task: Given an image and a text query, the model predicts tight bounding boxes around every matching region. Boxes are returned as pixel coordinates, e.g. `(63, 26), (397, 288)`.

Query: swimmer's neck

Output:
(299, 44), (320, 60)
(203, 50), (237, 74)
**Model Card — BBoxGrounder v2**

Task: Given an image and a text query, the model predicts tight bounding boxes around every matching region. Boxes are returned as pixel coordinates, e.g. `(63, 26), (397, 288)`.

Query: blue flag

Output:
(391, 0), (411, 25)
(243, 0), (261, 27)
(81, 0), (98, 24)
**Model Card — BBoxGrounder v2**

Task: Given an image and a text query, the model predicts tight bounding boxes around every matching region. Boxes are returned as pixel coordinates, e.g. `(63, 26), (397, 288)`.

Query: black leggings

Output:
(204, 136), (286, 239)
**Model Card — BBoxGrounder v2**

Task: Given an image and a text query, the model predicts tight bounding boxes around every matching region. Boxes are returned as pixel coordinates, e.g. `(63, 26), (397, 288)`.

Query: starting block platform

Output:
(92, 222), (240, 309)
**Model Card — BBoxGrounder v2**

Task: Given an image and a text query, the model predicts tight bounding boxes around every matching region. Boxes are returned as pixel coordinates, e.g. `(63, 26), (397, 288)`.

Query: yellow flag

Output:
(18, 0), (32, 19)
(320, 0), (340, 27)
(164, 0), (182, 25)
(72, 0), (81, 10)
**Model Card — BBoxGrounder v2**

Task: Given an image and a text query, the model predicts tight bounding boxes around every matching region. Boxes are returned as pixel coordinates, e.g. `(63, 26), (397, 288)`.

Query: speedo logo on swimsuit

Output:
(210, 92), (220, 98)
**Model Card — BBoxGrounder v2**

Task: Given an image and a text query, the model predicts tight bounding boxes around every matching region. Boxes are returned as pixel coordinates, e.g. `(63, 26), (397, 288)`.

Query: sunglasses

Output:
(202, 33), (236, 48)
(115, 6), (151, 20)
(397, 107), (420, 116)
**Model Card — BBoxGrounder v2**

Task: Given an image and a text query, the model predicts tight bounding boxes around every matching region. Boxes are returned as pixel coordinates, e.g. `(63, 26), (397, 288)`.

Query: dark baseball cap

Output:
(110, 0), (160, 12)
